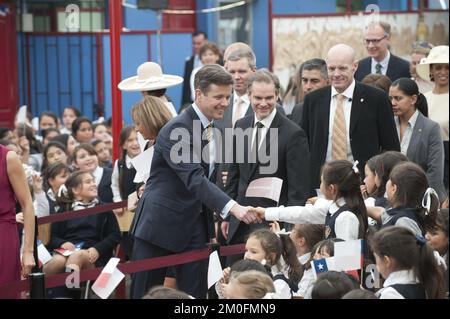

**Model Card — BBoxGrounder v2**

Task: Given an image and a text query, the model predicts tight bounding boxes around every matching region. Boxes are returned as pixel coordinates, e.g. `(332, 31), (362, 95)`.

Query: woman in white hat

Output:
(118, 61), (183, 117)
(417, 45), (449, 188)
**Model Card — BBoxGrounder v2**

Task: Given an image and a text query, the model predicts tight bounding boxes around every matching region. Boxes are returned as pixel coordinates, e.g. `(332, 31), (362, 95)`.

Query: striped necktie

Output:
(332, 94), (348, 160)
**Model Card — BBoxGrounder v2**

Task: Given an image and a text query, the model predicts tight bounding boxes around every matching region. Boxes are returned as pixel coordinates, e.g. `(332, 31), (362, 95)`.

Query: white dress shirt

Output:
(192, 103), (236, 218)
(232, 93), (250, 126)
(376, 270), (420, 299)
(396, 109), (419, 155)
(371, 51), (391, 75)
(111, 155), (134, 202)
(265, 197), (359, 240)
(326, 80), (356, 162)
(251, 108), (277, 150)
(93, 166), (104, 186)
(327, 197), (360, 240)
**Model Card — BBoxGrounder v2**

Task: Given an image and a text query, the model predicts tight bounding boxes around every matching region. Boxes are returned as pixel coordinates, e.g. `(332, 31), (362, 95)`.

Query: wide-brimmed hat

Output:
(416, 45), (449, 82)
(118, 62), (183, 92)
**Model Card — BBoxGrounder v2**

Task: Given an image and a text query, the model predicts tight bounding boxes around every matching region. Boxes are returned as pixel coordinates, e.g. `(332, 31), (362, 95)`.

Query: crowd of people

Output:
(0, 21), (448, 299)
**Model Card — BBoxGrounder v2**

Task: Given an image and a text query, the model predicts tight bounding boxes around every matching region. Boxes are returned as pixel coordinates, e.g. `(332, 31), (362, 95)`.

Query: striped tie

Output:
(332, 94), (348, 160)
(375, 63), (382, 74)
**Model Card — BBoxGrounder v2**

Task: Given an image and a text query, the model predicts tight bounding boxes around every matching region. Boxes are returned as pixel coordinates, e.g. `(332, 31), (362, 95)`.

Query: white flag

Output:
(207, 251), (223, 289)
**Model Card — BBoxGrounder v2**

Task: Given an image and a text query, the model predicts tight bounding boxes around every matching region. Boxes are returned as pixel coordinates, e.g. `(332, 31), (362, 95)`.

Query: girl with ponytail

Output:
(389, 77), (446, 200)
(370, 226), (445, 299)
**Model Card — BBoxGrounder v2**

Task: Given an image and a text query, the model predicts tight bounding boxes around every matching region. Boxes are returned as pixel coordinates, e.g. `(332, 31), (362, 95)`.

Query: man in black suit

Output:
(355, 21), (410, 82)
(289, 58), (329, 127)
(302, 44), (400, 192)
(181, 31), (207, 107)
(130, 65), (259, 299)
(223, 70), (310, 264)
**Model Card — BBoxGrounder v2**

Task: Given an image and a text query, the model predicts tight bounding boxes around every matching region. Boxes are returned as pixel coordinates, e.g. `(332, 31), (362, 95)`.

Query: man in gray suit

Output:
(130, 65), (260, 299)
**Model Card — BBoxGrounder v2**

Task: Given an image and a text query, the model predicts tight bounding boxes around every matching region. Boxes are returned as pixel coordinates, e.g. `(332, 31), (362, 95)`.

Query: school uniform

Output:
(271, 257), (296, 299)
(48, 199), (121, 266)
(294, 253), (315, 299)
(111, 156), (138, 202)
(381, 206), (424, 237)
(376, 270), (425, 299)
(93, 166), (114, 204)
(265, 197), (360, 240)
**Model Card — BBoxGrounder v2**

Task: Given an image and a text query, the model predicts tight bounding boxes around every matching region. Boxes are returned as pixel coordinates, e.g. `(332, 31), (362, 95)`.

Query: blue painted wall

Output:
(102, 32), (191, 124)
(252, 0), (269, 69)
(21, 34), (99, 120)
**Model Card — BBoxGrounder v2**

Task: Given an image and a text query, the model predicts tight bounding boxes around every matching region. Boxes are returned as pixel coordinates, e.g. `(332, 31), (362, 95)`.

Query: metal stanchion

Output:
(29, 272), (46, 299)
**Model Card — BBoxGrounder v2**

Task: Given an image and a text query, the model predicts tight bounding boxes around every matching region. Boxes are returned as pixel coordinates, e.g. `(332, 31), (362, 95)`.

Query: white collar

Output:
(331, 79), (356, 100)
(395, 109), (420, 128)
(93, 166), (103, 185)
(298, 252), (311, 265)
(329, 197), (347, 215)
(72, 198), (99, 210)
(192, 103), (213, 129)
(47, 188), (56, 201)
(234, 92), (250, 105)
(253, 108), (277, 128)
(125, 154), (133, 169)
(383, 269), (419, 287)
(372, 50), (391, 68)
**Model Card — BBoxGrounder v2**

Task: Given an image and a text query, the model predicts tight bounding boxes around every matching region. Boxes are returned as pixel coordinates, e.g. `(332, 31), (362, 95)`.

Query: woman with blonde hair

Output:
(131, 95), (173, 145)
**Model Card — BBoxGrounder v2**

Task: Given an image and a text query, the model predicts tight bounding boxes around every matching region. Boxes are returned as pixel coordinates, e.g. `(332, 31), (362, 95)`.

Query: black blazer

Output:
(131, 106), (232, 252)
(355, 54), (411, 82)
(301, 82), (400, 191)
(181, 56), (195, 107)
(98, 167), (113, 204)
(288, 102), (304, 128)
(225, 111), (310, 243)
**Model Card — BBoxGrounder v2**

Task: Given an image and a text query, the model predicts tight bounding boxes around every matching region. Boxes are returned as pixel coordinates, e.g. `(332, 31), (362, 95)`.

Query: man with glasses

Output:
(355, 21), (411, 82)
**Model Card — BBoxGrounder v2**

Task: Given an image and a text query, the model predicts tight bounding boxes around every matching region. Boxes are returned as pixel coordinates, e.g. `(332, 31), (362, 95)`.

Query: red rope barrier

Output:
(0, 244), (246, 295)
(37, 200), (127, 225)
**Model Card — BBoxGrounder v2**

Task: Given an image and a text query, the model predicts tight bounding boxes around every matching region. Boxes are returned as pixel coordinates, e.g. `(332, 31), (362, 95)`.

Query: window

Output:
(217, 0), (251, 50)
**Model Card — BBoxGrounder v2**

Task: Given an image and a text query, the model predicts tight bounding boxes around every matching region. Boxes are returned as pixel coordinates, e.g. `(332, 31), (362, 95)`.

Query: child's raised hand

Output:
(222, 267), (231, 284)
(269, 221), (281, 233)
(32, 173), (43, 194)
(360, 184), (368, 199)
(306, 197), (318, 205)
(61, 242), (76, 251)
(249, 207), (266, 220)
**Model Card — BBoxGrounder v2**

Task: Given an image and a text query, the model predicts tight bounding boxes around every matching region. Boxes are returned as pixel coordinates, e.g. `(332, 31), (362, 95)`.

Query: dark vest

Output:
(98, 167), (113, 203)
(324, 205), (350, 239)
(375, 196), (389, 209)
(119, 161), (138, 199)
(382, 206), (424, 235)
(389, 283), (426, 299)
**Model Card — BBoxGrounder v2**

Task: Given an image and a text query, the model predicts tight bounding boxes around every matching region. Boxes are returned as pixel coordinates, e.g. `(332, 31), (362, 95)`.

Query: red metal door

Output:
(0, 2), (19, 128)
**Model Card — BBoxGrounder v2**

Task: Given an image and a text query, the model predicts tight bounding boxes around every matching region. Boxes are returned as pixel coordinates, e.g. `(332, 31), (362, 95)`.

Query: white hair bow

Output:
(275, 229), (291, 237)
(421, 187), (438, 215)
(57, 184), (68, 197)
(352, 160), (359, 174)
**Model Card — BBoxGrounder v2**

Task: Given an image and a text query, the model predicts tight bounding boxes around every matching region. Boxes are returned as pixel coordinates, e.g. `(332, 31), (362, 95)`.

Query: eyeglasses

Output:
(364, 36), (387, 45)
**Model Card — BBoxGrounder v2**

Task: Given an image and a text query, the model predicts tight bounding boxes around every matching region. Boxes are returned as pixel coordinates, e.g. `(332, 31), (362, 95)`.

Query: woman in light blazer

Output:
(389, 77), (446, 201)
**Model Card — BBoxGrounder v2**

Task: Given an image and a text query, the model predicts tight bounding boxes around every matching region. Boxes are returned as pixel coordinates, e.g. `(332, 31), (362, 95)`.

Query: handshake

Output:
(229, 204), (267, 224)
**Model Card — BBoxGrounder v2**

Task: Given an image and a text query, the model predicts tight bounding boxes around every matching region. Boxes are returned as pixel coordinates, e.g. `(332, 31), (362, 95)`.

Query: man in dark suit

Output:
(130, 65), (259, 299)
(223, 70), (310, 264)
(302, 44), (400, 192)
(181, 31), (207, 107)
(289, 58), (329, 127)
(355, 21), (410, 82)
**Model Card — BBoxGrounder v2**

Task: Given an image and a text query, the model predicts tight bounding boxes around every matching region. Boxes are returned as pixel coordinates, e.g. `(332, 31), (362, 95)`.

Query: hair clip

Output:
(275, 229), (291, 237)
(352, 160), (359, 174)
(260, 259), (267, 266)
(415, 235), (427, 246)
(57, 184), (68, 197)
(422, 187), (438, 216)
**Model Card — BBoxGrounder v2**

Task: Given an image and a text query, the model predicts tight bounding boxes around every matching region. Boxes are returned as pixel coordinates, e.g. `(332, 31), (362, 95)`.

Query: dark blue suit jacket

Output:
(130, 106), (232, 252)
(354, 54), (411, 82)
